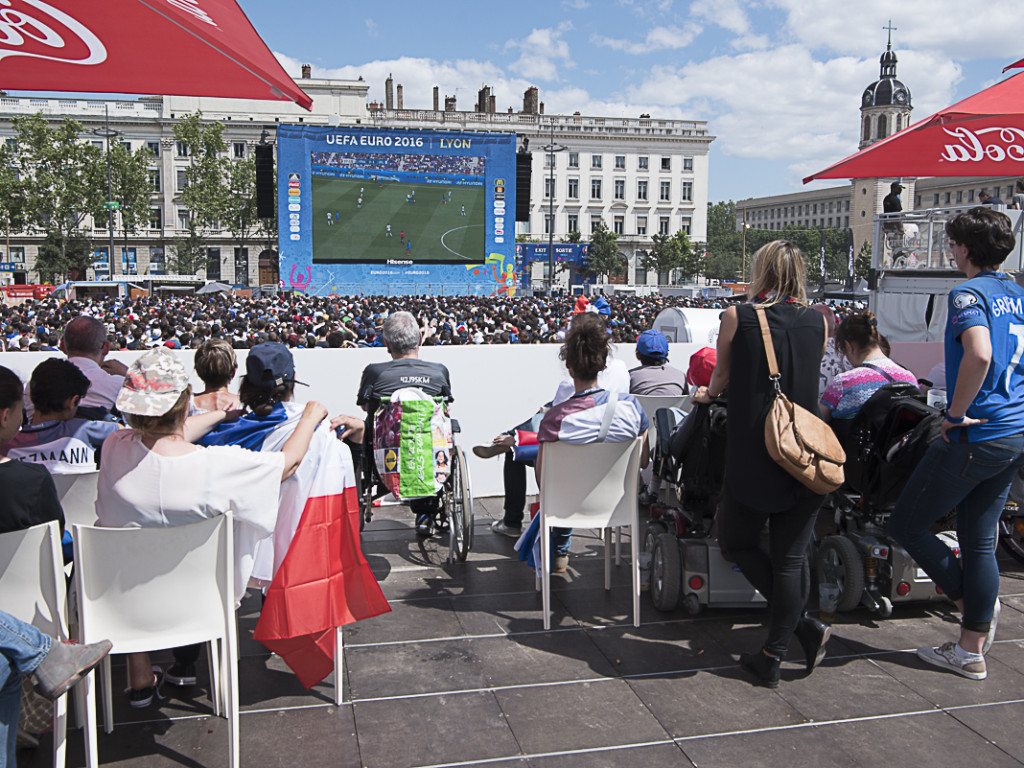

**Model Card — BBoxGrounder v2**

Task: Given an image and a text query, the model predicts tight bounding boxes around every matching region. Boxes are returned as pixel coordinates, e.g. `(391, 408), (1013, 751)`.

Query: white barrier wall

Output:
(2, 343), (705, 498)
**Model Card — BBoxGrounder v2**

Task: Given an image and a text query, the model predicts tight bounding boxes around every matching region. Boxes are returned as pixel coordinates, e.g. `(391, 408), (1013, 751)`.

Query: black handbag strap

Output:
(861, 361), (896, 382)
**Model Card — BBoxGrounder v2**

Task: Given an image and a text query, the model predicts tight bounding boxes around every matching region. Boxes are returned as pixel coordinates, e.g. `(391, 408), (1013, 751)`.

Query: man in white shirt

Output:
(61, 316), (128, 412)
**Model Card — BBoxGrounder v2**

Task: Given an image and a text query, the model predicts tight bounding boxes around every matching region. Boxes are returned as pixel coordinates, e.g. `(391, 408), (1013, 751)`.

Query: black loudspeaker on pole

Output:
(255, 144), (275, 219)
(515, 152), (532, 223)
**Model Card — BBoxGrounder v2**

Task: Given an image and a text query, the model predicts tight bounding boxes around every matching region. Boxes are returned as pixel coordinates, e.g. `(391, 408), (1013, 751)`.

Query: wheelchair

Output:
(357, 393), (475, 564)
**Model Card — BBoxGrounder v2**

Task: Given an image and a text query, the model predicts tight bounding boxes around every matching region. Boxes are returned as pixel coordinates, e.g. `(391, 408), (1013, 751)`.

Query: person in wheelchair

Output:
(356, 311), (453, 536)
(819, 311), (917, 442)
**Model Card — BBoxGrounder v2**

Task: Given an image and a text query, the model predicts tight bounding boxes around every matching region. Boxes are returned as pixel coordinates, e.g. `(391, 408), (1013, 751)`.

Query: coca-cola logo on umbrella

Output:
(0, 0), (106, 66)
(941, 126), (1024, 164)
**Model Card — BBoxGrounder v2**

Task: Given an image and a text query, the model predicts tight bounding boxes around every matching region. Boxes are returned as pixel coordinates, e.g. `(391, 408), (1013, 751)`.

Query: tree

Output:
(580, 221), (626, 280)
(222, 155), (261, 284)
(10, 114), (105, 278)
(640, 230), (697, 283)
(34, 231), (92, 283)
(170, 113), (228, 275)
(108, 142), (154, 272)
(0, 141), (27, 257)
(705, 201), (743, 280)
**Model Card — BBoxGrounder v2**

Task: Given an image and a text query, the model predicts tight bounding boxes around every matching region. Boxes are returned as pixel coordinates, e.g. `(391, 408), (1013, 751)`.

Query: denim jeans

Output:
(1, 610), (52, 768)
(889, 433), (1024, 633)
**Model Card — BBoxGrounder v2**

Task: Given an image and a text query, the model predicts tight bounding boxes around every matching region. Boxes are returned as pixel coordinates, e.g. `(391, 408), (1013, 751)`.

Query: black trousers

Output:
(718, 486), (821, 657)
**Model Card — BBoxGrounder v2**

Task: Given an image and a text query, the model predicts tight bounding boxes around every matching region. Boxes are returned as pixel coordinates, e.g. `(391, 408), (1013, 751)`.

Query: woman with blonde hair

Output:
(692, 240), (831, 687)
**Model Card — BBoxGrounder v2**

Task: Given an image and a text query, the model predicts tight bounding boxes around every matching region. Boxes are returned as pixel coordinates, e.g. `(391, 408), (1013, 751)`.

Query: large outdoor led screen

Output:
(277, 125), (517, 296)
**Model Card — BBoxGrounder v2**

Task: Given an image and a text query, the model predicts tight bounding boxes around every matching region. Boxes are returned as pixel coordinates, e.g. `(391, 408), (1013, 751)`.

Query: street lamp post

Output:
(92, 104), (120, 277)
(541, 120), (566, 294)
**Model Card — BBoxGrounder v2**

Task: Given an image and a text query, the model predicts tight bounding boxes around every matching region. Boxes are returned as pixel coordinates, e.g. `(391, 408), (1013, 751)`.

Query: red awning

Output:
(1003, 57), (1024, 73)
(0, 0), (311, 110)
(805, 69), (1024, 182)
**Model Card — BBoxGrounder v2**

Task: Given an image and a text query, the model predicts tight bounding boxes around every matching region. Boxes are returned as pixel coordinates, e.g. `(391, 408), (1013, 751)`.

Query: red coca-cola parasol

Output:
(804, 66), (1024, 183)
(0, 0), (311, 109)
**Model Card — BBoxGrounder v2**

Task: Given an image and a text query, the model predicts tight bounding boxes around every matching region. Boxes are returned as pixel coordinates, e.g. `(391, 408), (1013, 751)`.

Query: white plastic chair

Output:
(538, 438), (643, 630)
(72, 516), (239, 768)
(0, 520), (71, 768)
(51, 472), (99, 529)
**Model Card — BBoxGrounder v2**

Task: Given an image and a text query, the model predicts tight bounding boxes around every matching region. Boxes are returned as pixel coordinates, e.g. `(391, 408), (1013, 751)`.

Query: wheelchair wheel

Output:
(999, 503), (1024, 565)
(447, 446), (474, 562)
(816, 536), (865, 613)
(651, 533), (681, 612)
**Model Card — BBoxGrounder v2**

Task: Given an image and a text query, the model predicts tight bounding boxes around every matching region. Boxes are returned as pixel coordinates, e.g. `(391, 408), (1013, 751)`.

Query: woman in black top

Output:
(0, 366), (63, 535)
(692, 241), (830, 687)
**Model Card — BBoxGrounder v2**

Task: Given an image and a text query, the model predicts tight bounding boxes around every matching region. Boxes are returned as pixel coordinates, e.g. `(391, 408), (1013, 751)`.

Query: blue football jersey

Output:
(946, 271), (1024, 441)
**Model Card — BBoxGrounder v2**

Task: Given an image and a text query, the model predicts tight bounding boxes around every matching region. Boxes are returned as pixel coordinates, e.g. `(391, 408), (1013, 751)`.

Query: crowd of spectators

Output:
(0, 292), (864, 354)
(311, 151), (485, 177)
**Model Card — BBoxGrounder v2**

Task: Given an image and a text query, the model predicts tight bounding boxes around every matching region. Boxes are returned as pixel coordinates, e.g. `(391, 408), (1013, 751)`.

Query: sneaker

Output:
(33, 638), (113, 700)
(128, 667), (165, 709)
(491, 520), (522, 538)
(472, 443), (511, 459)
(983, 598), (1001, 655)
(552, 554), (569, 574)
(638, 489), (657, 506)
(165, 662), (197, 687)
(415, 513), (433, 536)
(916, 641), (987, 680)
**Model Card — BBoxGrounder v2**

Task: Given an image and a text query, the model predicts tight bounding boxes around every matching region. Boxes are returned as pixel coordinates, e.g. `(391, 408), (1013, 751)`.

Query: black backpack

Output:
(665, 401), (728, 513)
(847, 382), (942, 509)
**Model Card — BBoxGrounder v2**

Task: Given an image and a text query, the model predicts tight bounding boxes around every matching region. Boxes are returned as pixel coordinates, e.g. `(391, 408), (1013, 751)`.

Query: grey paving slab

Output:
(452, 590), (581, 635)
(343, 596), (466, 645)
(582, 620), (734, 677)
(238, 653), (338, 710)
(352, 691), (520, 768)
(495, 678), (671, 755)
(527, 742), (694, 768)
(479, 630), (618, 687)
(627, 667), (808, 739)
(345, 637), (489, 699)
(947, 700), (1024, 764)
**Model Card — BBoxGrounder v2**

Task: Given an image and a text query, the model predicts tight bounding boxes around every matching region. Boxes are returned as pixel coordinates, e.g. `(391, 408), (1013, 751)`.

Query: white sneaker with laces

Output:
(490, 520), (522, 538)
(917, 641), (987, 680)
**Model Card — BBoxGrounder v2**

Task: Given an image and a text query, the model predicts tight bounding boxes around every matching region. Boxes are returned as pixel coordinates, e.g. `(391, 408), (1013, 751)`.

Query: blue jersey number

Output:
(1008, 323), (1024, 393)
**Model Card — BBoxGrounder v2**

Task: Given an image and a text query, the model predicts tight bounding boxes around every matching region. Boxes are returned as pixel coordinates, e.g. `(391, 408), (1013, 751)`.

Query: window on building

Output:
(877, 114), (888, 140)
(176, 168), (188, 191)
(658, 216), (670, 235)
(568, 152), (579, 168)
(544, 153), (554, 168)
(590, 215), (602, 233)
(90, 140), (103, 151)
(591, 154), (602, 169)
(683, 157), (693, 171)
(638, 156), (648, 171)
(659, 181), (671, 201)
(206, 247), (221, 280)
(969, 190), (975, 202)
(544, 214), (553, 235)
(681, 181), (693, 202)
(636, 215), (647, 235)
(945, 192), (951, 204)
(120, 140), (132, 152)
(635, 261), (647, 285)
(177, 208), (190, 230)
(94, 212), (106, 230)
(957, 190), (963, 203)
(915, 195), (921, 207)
(934, 193), (940, 206)
(146, 140), (160, 156)
(862, 116), (871, 143)
(567, 213), (578, 233)
(613, 216), (624, 235)
(614, 178), (625, 200)
(614, 155), (625, 169)
(567, 177), (579, 199)
(590, 178), (602, 200)
(637, 180), (648, 201)
(175, 140), (189, 157)
(680, 217), (691, 235)
(233, 142), (246, 159)
(149, 169), (161, 191)
(660, 156), (671, 171)
(9, 247), (24, 264)
(149, 207), (162, 230)
(544, 177), (554, 199)
(845, 200), (850, 212)
(121, 247), (137, 275)
(844, 216), (849, 227)
(149, 247), (165, 276)
(234, 247), (249, 286)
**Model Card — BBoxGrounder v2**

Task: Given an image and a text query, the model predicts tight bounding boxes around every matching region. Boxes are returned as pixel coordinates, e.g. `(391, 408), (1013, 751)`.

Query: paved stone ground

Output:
(21, 496), (1024, 768)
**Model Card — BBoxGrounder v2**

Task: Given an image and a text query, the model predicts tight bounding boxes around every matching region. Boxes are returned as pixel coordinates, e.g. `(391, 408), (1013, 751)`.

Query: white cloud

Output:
(562, 0), (589, 8)
(592, 24), (700, 55)
(364, 19), (377, 37)
(505, 25), (575, 82)
(691, 0), (750, 35)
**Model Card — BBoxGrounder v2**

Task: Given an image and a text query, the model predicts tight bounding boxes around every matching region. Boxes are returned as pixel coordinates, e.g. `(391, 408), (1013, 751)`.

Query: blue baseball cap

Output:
(245, 342), (304, 388)
(636, 329), (669, 359)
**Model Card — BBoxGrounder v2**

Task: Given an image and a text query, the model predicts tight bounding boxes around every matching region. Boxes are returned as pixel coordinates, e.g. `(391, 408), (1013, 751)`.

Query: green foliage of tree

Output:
(0, 142), (28, 243)
(705, 201), (743, 281)
(10, 114), (106, 277)
(171, 113), (228, 275)
(580, 221), (626, 280)
(641, 230), (700, 283)
(34, 230), (92, 283)
(855, 241), (872, 280)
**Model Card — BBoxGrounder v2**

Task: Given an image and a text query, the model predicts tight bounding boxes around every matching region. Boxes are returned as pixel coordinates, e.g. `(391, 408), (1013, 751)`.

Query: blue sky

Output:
(15, 1), (1024, 204)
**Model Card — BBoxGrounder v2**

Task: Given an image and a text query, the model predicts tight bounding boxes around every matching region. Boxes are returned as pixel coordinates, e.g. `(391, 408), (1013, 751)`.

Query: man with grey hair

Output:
(356, 311), (453, 535)
(61, 316), (128, 414)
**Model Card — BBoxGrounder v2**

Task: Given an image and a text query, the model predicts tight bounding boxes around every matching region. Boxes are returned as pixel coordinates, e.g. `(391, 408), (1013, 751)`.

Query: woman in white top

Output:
(96, 347), (327, 707)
